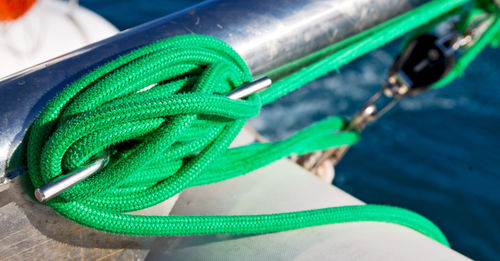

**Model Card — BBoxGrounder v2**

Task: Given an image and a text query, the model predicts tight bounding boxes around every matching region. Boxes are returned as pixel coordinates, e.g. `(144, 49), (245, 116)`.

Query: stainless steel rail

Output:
(0, 0), (428, 177)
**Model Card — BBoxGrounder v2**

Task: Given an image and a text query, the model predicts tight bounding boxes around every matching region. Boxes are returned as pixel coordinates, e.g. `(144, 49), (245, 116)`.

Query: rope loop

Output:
(27, 35), (257, 210)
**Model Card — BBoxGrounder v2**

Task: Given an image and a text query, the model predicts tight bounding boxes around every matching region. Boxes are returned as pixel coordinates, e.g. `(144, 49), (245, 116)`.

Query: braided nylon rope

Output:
(26, 0), (494, 245)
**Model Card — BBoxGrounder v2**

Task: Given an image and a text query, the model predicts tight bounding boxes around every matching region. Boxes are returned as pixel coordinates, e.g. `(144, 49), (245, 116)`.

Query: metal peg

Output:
(226, 77), (272, 100)
(34, 152), (110, 203)
(34, 77), (272, 203)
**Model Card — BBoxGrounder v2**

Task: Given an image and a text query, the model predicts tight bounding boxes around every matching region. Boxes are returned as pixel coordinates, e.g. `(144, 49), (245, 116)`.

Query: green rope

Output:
(27, 0), (497, 246)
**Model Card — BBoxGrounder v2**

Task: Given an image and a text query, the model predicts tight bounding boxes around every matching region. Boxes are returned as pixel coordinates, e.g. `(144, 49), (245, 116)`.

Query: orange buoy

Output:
(0, 0), (36, 21)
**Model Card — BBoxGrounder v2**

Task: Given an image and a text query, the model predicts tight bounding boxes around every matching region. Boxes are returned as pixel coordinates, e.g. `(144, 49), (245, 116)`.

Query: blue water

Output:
(80, 1), (500, 259)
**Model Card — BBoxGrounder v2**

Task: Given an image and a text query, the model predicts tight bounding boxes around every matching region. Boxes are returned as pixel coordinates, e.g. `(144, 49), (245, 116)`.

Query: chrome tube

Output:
(0, 0), (429, 176)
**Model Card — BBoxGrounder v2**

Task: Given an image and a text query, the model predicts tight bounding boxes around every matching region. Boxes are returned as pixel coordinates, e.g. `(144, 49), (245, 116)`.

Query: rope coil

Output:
(27, 35), (375, 238)
(28, 35), (259, 208)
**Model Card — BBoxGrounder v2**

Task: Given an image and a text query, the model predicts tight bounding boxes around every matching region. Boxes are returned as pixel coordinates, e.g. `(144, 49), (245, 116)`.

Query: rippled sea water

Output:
(81, 1), (500, 259)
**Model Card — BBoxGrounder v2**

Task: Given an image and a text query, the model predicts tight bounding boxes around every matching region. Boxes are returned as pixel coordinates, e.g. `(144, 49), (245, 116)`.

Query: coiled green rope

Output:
(27, 0), (496, 246)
